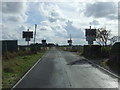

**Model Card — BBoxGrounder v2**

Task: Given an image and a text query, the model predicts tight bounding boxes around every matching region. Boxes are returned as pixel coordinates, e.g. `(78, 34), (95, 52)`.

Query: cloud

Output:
(2, 23), (33, 45)
(39, 25), (52, 31)
(39, 3), (66, 23)
(1, 2), (29, 44)
(40, 21), (50, 26)
(84, 2), (117, 20)
(89, 20), (100, 25)
(38, 3), (85, 39)
(38, 3), (68, 40)
(65, 20), (84, 38)
(1, 2), (28, 23)
(38, 20), (67, 39)
(51, 22), (68, 37)
(3, 15), (28, 23)
(37, 3), (86, 44)
(1, 2), (27, 14)
(2, 24), (22, 40)
(1, 2), (86, 45)
(1, 2), (118, 45)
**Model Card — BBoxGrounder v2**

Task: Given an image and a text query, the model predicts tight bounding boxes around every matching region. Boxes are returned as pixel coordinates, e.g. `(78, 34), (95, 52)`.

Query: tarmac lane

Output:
(13, 47), (118, 89)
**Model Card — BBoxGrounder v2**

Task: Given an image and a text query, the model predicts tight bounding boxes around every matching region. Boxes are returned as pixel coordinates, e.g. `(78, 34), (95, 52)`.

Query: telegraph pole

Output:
(70, 34), (72, 46)
(27, 29), (29, 46)
(34, 24), (37, 44)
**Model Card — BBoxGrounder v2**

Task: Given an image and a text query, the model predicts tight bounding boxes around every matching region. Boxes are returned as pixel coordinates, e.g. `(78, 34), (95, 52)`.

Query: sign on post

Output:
(23, 31), (33, 38)
(22, 29), (33, 45)
(85, 26), (96, 44)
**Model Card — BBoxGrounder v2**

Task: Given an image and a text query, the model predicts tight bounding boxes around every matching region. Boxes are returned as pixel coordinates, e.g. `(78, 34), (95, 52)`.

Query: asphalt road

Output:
(13, 47), (118, 88)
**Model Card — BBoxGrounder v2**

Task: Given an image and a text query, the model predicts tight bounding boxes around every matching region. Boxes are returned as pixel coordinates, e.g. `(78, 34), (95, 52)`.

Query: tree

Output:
(110, 36), (120, 45)
(96, 28), (111, 46)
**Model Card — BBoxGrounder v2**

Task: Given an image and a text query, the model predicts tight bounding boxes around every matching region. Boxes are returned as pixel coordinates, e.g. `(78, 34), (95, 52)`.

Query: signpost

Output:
(85, 26), (96, 45)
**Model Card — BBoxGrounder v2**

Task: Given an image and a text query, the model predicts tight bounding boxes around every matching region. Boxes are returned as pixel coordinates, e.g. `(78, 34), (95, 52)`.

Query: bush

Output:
(108, 42), (120, 74)
(101, 46), (111, 58)
(83, 45), (101, 58)
(110, 42), (120, 54)
(83, 45), (112, 58)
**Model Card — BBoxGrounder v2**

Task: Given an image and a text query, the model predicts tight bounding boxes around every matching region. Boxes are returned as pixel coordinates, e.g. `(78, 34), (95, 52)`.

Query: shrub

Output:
(108, 42), (120, 74)
(101, 46), (112, 58)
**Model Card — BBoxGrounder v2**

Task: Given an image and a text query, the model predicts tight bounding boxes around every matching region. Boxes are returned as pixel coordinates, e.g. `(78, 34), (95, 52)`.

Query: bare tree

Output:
(110, 36), (120, 45)
(96, 28), (111, 46)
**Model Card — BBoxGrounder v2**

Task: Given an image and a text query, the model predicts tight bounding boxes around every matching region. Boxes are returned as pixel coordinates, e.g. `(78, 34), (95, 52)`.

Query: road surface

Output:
(13, 47), (118, 88)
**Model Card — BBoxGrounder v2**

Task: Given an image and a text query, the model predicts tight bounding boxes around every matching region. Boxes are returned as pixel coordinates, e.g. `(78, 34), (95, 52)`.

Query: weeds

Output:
(2, 50), (33, 61)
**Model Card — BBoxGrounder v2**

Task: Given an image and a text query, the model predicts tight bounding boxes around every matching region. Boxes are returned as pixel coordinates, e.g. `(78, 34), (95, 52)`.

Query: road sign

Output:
(67, 40), (72, 46)
(85, 26), (96, 44)
(42, 40), (46, 43)
(68, 40), (72, 43)
(85, 26), (96, 41)
(22, 29), (33, 46)
(85, 29), (96, 36)
(23, 31), (33, 38)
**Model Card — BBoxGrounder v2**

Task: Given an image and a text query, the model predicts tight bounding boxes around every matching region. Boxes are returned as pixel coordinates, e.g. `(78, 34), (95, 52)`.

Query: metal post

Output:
(34, 24), (37, 44)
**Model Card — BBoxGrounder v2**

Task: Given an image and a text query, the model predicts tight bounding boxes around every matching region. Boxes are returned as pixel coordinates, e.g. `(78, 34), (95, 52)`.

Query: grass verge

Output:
(2, 51), (46, 89)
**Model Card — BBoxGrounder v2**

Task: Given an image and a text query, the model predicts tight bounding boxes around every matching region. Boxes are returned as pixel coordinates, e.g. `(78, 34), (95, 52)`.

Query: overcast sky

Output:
(0, 0), (119, 45)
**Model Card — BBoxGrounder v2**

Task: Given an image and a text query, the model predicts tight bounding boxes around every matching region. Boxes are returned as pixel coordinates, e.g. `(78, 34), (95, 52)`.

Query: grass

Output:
(2, 51), (46, 89)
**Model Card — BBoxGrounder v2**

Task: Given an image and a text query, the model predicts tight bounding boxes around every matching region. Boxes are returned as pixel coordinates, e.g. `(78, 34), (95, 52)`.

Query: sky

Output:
(0, 0), (119, 45)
